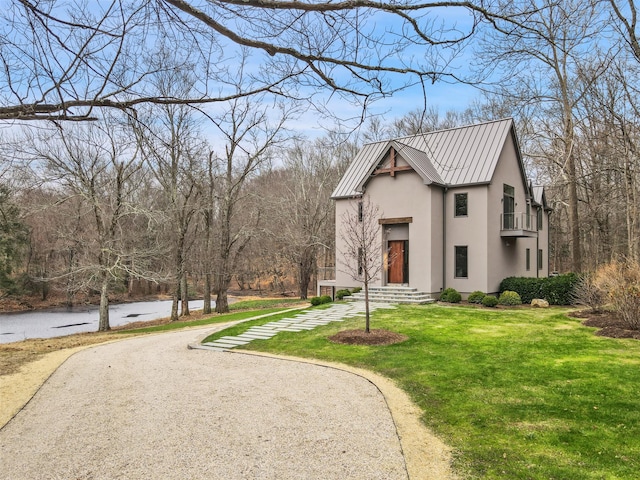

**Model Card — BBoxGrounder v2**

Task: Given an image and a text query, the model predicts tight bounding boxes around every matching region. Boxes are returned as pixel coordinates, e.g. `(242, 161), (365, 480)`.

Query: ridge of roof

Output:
(331, 118), (518, 199)
(361, 117), (516, 148)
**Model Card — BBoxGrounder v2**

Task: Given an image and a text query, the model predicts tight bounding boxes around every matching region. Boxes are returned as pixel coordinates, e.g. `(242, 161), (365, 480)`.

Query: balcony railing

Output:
(500, 212), (538, 237)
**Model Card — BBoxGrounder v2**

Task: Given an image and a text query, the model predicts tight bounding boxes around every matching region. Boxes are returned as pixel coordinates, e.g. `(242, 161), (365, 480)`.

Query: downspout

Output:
(547, 210), (551, 275)
(535, 206), (540, 278)
(442, 186), (448, 292)
(536, 223), (540, 279)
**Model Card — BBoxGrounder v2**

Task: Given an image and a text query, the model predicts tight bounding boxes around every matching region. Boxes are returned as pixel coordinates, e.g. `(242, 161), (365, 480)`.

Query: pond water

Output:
(0, 299), (206, 344)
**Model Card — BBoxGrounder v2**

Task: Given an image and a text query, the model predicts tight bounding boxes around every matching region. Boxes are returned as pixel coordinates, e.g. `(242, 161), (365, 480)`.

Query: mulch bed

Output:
(569, 310), (640, 340)
(329, 329), (408, 346)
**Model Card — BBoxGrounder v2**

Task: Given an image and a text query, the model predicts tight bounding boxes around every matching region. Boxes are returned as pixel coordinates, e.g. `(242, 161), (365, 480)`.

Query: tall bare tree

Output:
(21, 121), (147, 331)
(136, 95), (204, 321)
(209, 93), (290, 313)
(266, 138), (343, 298)
(475, 0), (612, 272)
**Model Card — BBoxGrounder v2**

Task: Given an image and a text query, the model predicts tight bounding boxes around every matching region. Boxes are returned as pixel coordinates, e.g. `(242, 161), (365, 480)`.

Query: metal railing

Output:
(501, 212), (537, 231)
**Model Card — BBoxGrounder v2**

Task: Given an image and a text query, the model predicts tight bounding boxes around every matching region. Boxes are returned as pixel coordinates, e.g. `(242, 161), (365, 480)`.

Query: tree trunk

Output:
(203, 272), (212, 314)
(297, 247), (315, 300)
(624, 156), (638, 261)
(180, 274), (190, 316)
(567, 153), (582, 273)
(215, 288), (229, 313)
(170, 280), (179, 322)
(364, 276), (370, 333)
(98, 278), (110, 332)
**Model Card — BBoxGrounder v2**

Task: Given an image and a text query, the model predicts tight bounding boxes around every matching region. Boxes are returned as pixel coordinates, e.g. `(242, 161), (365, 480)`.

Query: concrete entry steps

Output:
(199, 301), (396, 352)
(346, 286), (434, 304)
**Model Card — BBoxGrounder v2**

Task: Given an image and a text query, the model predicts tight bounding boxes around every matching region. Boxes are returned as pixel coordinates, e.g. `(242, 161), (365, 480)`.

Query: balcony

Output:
(500, 212), (538, 238)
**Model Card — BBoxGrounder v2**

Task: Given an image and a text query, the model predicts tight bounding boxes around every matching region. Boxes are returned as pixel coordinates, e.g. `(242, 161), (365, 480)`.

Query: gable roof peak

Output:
(331, 117), (523, 199)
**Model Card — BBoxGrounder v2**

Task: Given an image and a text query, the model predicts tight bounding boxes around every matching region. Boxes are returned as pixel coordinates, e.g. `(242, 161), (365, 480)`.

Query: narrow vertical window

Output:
(538, 249), (543, 270)
(526, 203), (531, 229)
(358, 247), (363, 275)
(455, 246), (468, 278)
(358, 201), (363, 222)
(454, 193), (468, 217)
(526, 248), (531, 271)
(537, 208), (543, 231)
(503, 184), (515, 229)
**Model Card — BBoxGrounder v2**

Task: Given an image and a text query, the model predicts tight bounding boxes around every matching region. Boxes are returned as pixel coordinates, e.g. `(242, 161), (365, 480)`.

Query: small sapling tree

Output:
(339, 196), (383, 333)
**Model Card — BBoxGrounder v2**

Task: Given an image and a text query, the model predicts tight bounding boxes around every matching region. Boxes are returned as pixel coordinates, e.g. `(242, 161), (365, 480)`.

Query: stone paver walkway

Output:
(198, 301), (396, 351)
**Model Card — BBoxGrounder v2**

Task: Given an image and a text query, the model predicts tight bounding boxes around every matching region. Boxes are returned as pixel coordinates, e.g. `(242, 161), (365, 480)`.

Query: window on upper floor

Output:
(503, 184), (515, 229)
(358, 201), (363, 222)
(537, 208), (543, 230)
(454, 193), (468, 217)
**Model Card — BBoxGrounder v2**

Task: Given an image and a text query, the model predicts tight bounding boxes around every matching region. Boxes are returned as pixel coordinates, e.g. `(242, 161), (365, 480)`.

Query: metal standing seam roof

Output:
(331, 118), (517, 199)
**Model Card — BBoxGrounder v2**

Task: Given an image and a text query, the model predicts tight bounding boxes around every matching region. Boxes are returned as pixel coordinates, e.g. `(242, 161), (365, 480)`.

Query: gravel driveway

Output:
(0, 327), (408, 479)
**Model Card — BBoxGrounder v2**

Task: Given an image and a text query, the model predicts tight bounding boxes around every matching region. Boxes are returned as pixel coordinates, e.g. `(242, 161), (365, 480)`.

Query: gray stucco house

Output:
(330, 118), (551, 300)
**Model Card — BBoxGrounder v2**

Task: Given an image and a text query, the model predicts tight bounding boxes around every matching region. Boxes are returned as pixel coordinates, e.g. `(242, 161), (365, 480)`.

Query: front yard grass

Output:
(231, 304), (640, 479)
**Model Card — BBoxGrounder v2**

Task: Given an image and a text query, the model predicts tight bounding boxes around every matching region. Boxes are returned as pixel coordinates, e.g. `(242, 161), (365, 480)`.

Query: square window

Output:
(454, 193), (468, 217)
(455, 246), (468, 278)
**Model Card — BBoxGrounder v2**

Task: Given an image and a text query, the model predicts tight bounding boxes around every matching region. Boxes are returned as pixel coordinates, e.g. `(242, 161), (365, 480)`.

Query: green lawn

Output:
(225, 303), (640, 479)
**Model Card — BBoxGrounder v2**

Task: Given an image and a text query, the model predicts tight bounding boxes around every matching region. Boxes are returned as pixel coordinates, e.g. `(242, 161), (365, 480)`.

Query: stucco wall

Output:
(445, 185), (489, 295)
(365, 172), (434, 292)
(334, 197), (365, 290)
(486, 134), (539, 293)
(428, 188), (444, 296)
(334, 171), (437, 293)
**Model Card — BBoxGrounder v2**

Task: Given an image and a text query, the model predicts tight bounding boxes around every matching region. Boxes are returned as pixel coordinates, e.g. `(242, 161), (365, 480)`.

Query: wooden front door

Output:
(388, 240), (407, 284)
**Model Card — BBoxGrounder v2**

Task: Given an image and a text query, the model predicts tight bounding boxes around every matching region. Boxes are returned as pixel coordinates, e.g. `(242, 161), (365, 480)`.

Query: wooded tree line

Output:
(1, 0), (639, 330)
(0, 102), (354, 330)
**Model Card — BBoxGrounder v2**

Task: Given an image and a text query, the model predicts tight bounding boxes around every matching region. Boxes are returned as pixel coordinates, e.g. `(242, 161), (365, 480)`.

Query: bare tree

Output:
(199, 151), (218, 314)
(20, 121), (148, 331)
(134, 63), (206, 321)
(608, 0), (640, 62)
(474, 0), (613, 273)
(1, 0), (531, 123)
(267, 138), (343, 299)
(339, 196), (383, 333)
(209, 92), (290, 313)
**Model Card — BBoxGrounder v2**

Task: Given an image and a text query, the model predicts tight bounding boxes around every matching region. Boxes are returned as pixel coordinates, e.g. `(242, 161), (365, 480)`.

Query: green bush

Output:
(351, 286), (362, 293)
(310, 295), (332, 306)
(482, 295), (498, 307)
(544, 273), (580, 305)
(499, 273), (579, 305)
(498, 290), (522, 306)
(335, 289), (352, 300)
(468, 291), (486, 304)
(440, 287), (462, 303)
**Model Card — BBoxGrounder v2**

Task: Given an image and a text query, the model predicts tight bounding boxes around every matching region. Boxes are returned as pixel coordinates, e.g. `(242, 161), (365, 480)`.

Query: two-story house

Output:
(330, 118), (551, 300)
